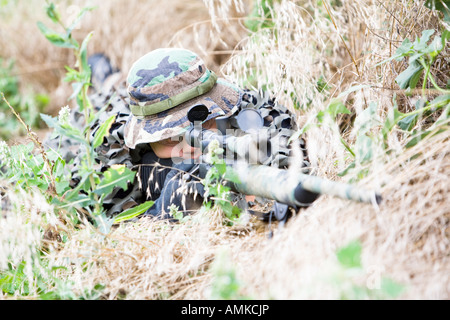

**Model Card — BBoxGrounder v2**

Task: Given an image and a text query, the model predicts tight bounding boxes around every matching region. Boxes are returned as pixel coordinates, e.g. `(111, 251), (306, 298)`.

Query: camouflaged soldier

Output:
(50, 48), (310, 219)
(122, 48), (245, 217)
(120, 48), (312, 219)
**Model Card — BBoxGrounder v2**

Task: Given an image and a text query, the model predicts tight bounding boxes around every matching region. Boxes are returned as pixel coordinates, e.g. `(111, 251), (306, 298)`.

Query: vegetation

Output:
(0, 0), (448, 300)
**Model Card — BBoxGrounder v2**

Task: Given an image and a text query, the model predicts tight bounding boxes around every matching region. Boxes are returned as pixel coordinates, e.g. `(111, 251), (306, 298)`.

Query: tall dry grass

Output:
(0, 0), (248, 114)
(0, 0), (449, 299)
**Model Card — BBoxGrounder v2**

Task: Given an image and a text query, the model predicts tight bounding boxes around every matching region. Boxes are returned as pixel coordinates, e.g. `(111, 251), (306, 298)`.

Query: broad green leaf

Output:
(355, 134), (373, 163)
(316, 110), (325, 123)
(398, 99), (425, 131)
(55, 179), (70, 195)
(405, 130), (432, 149)
(215, 162), (227, 176)
(317, 99), (351, 124)
(393, 38), (413, 60)
(113, 201), (155, 223)
(94, 165), (136, 195)
(92, 114), (116, 148)
(382, 106), (405, 139)
(223, 167), (241, 184)
(424, 35), (444, 59)
(353, 102), (378, 135)
(374, 36), (413, 66)
(429, 94), (450, 107)
(336, 240), (362, 269)
(37, 22), (77, 49)
(412, 29), (435, 52)
(395, 60), (423, 89)
(326, 98), (351, 119)
(398, 114), (419, 131)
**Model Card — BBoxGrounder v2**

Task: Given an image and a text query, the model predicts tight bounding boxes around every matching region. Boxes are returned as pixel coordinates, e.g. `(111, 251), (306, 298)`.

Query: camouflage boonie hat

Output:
(124, 48), (242, 148)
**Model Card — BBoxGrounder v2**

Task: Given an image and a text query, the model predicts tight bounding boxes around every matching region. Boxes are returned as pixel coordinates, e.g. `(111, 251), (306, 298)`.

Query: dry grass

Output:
(0, 0), (449, 299)
(0, 0), (248, 114)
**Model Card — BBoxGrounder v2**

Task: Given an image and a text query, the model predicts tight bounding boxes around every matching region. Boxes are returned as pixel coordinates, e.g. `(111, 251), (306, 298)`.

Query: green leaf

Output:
(37, 22), (77, 49)
(94, 165), (136, 196)
(398, 99), (425, 131)
(215, 162), (227, 177)
(45, 2), (61, 24)
(223, 167), (241, 184)
(394, 38), (413, 59)
(40, 113), (86, 145)
(64, 66), (81, 82)
(113, 201), (155, 223)
(80, 31), (94, 72)
(55, 179), (70, 195)
(424, 34), (444, 59)
(382, 106), (405, 139)
(326, 98), (351, 119)
(336, 240), (362, 269)
(398, 114), (419, 131)
(395, 60), (424, 89)
(92, 114), (116, 148)
(380, 277), (405, 298)
(405, 130), (432, 149)
(337, 161), (355, 177)
(412, 29), (435, 52)
(428, 93), (450, 107)
(353, 102), (378, 135)
(355, 134), (373, 163)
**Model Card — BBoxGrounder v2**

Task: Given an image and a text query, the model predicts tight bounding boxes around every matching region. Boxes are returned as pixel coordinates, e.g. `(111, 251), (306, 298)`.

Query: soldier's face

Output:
(150, 119), (217, 159)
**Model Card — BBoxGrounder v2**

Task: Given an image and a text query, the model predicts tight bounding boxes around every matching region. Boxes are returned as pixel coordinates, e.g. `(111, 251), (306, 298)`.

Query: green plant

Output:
(202, 139), (242, 222)
(113, 200), (155, 224)
(0, 11), (155, 303)
(333, 240), (405, 300)
(305, 28), (450, 181)
(0, 58), (49, 139)
(381, 29), (450, 91)
(209, 249), (250, 300)
(244, 0), (276, 33)
(36, 2), (143, 221)
(0, 259), (105, 299)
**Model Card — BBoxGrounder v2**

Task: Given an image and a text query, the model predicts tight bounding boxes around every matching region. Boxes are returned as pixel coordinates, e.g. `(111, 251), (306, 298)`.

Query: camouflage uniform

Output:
(47, 48), (311, 218)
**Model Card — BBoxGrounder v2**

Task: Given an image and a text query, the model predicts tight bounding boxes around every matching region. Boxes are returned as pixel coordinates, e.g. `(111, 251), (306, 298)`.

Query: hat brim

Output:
(124, 78), (241, 148)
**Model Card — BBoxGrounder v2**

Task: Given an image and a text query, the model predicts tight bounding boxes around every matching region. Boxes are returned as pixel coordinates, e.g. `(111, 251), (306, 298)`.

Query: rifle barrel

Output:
(232, 163), (382, 207)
